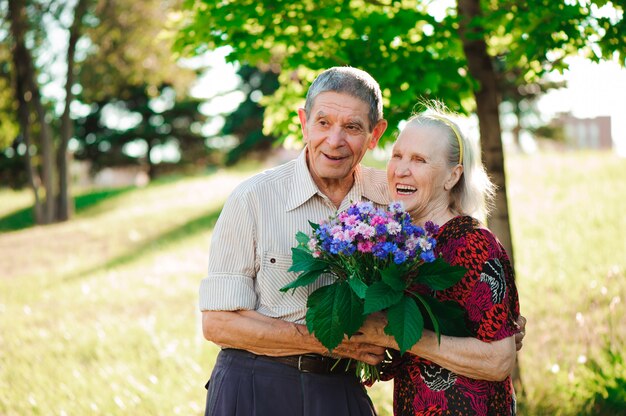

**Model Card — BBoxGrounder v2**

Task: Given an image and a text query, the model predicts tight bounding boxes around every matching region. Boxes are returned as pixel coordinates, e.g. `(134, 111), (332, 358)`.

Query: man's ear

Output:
(445, 164), (464, 191)
(368, 119), (388, 149)
(297, 108), (308, 142)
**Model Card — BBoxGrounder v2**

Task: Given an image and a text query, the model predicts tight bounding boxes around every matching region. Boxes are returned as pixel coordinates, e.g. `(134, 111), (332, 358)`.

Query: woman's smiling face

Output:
(387, 123), (454, 221)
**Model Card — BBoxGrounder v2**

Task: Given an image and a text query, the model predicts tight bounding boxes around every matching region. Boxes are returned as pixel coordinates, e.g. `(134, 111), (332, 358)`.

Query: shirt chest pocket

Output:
(258, 251), (307, 308)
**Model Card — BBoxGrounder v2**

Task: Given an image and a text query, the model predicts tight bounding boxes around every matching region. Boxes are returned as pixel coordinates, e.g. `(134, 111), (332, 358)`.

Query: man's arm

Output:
(203, 310), (386, 365)
(353, 313), (524, 381)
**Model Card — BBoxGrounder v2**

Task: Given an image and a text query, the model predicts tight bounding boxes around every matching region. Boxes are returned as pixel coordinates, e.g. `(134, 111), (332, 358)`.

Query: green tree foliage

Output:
(73, 84), (212, 178)
(78, 0), (195, 102)
(222, 64), (280, 165)
(1, 0), (206, 223)
(176, 1), (472, 141)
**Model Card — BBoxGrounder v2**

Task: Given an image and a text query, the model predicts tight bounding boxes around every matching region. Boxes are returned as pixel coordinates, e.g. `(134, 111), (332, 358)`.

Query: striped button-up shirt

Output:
(200, 150), (389, 324)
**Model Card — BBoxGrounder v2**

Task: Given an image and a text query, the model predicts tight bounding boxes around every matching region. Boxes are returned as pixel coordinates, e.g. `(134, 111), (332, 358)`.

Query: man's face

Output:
(298, 91), (387, 189)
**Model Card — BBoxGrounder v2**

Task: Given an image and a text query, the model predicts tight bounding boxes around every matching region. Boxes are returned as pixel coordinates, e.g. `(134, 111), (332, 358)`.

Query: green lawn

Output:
(0, 151), (624, 415)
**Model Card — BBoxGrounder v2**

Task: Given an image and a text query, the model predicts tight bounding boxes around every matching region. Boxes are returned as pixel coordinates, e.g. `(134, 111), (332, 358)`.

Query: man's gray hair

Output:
(304, 67), (384, 132)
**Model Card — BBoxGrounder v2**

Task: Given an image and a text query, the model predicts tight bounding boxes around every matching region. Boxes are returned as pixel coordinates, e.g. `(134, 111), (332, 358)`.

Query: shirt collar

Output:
(286, 149), (389, 212)
(285, 150), (320, 212)
(350, 163), (389, 208)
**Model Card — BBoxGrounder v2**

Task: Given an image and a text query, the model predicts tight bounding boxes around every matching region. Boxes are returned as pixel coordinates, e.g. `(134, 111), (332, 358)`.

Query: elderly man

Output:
(200, 67), (522, 416)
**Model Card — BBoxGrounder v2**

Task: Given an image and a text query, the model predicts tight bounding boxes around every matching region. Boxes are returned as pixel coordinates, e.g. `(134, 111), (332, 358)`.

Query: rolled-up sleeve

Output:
(199, 187), (258, 311)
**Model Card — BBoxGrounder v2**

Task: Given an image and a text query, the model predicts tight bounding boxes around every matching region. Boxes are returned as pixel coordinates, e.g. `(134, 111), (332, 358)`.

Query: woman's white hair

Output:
(405, 101), (496, 221)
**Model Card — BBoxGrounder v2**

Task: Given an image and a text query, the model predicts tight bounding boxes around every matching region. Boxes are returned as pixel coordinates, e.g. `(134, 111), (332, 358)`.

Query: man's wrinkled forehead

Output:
(308, 92), (370, 126)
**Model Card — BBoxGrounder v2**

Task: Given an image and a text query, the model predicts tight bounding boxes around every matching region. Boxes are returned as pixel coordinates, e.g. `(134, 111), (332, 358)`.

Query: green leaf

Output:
(280, 269), (326, 292)
(381, 263), (408, 291)
(295, 231), (311, 245)
(308, 220), (320, 231)
(348, 274), (369, 299)
(306, 282), (364, 351)
(416, 293), (471, 337)
(412, 293), (441, 343)
(417, 258), (467, 290)
(385, 296), (424, 355)
(341, 284), (366, 337)
(364, 281), (404, 314)
(306, 286), (326, 334)
(288, 246), (328, 273)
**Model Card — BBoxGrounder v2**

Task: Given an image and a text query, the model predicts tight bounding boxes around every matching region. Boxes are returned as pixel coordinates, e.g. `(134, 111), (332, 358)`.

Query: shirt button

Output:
(270, 258), (276, 264)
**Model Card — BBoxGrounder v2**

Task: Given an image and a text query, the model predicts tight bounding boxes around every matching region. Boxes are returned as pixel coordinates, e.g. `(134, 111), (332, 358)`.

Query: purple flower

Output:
(388, 201), (404, 213)
(424, 221), (440, 235)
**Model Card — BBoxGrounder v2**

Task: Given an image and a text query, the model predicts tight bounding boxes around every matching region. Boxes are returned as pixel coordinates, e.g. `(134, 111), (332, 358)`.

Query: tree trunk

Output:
(57, 0), (89, 221)
(13, 64), (43, 224)
(457, 0), (514, 264)
(456, 0), (522, 392)
(8, 0), (56, 224)
(146, 139), (156, 179)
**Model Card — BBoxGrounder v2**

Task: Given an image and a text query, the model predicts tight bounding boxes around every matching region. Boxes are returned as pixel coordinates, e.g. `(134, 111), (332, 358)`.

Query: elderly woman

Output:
(355, 108), (520, 415)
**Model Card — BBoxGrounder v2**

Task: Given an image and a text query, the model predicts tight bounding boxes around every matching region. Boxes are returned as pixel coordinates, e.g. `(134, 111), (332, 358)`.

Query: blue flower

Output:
(342, 243), (357, 256)
(375, 224), (388, 236)
(347, 205), (361, 216)
(393, 250), (407, 264)
(420, 250), (436, 263)
(373, 242), (397, 259)
(357, 201), (375, 215)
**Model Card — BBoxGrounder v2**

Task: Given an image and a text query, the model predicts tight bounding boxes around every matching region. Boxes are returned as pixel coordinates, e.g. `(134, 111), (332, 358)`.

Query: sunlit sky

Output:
(538, 57), (626, 155)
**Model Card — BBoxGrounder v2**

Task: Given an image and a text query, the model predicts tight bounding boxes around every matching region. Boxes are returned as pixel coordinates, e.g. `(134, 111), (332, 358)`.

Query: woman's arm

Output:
(353, 312), (517, 381)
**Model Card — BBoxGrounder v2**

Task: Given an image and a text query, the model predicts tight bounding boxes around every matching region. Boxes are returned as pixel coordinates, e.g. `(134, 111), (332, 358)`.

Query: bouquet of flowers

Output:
(280, 201), (470, 381)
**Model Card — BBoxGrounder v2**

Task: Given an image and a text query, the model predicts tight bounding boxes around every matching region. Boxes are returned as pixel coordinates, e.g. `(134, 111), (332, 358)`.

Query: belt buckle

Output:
(297, 355), (310, 373)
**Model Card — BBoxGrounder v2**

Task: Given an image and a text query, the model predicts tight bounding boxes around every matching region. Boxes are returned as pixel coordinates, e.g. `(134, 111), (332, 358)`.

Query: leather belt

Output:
(227, 349), (356, 375)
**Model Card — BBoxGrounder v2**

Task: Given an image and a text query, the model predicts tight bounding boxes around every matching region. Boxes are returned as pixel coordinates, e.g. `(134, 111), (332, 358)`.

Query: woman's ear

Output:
(444, 164), (464, 191)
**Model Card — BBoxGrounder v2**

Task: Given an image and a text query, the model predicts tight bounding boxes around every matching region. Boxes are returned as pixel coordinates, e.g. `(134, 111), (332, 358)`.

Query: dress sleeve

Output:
(199, 186), (258, 312)
(445, 228), (519, 342)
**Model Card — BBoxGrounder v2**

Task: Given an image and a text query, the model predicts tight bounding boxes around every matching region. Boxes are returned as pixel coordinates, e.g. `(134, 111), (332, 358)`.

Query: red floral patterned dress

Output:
(386, 215), (520, 416)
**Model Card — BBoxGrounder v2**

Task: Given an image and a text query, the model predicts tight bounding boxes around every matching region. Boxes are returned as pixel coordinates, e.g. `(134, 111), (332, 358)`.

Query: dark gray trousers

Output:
(204, 349), (377, 416)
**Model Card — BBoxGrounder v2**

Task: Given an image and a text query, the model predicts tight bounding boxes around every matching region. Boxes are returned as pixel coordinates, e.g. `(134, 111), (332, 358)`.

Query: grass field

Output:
(1, 151), (625, 415)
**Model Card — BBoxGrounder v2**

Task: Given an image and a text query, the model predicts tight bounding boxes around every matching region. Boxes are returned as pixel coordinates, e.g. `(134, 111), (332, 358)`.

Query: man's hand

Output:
(514, 315), (527, 352)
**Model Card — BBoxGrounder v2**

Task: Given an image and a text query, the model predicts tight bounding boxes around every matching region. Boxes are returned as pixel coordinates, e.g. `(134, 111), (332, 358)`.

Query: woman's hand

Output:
(353, 312), (394, 348)
(514, 315), (527, 351)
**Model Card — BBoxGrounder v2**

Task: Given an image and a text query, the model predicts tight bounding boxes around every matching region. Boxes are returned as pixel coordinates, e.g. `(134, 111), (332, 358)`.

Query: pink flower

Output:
(343, 215), (358, 226)
(370, 215), (388, 226)
(354, 222), (376, 238)
(344, 229), (357, 242)
(357, 241), (374, 253)
(333, 231), (346, 241)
